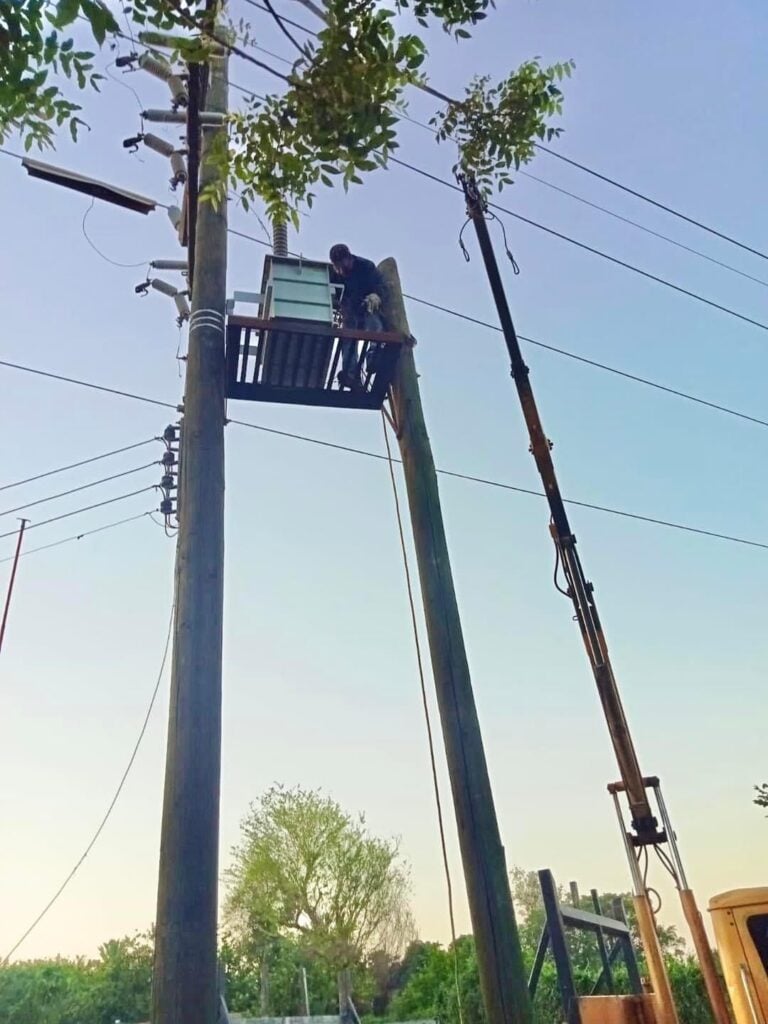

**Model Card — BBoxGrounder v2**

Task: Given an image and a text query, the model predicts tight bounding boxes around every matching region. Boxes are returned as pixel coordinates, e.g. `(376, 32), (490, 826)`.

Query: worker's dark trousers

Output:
(340, 310), (384, 380)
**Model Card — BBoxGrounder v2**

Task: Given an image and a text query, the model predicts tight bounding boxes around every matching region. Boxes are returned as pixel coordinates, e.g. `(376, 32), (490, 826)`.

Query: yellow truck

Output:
(710, 888), (768, 1024)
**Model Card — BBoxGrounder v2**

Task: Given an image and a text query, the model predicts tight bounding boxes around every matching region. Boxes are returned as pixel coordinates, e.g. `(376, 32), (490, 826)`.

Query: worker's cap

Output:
(329, 243), (351, 263)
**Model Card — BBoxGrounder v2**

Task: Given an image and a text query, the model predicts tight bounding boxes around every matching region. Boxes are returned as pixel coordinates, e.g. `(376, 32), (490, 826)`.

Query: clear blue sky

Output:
(0, 0), (766, 963)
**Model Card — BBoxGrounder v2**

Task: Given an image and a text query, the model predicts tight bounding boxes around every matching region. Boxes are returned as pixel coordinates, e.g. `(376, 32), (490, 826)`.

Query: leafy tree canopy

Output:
(0, 0), (572, 225)
(224, 784), (415, 966)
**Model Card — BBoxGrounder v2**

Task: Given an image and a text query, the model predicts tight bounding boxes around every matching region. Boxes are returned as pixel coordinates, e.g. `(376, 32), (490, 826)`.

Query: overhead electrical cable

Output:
(0, 512), (155, 563)
(0, 438), (158, 493)
(0, 488), (158, 542)
(0, 597), (175, 965)
(389, 157), (768, 335)
(0, 463), (159, 519)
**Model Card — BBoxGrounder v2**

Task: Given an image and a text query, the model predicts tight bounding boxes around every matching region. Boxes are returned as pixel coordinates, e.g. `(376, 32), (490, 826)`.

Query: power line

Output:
(0, 487), (157, 542)
(516, 170), (768, 291)
(535, 144), (768, 264)
(390, 157), (768, 335)
(397, 110), (768, 291)
(231, 71), (768, 334)
(242, 0), (316, 36)
(260, 0), (305, 54)
(0, 512), (155, 563)
(0, 359), (176, 410)
(227, 14), (768, 272)
(229, 418), (768, 550)
(3, 356), (765, 548)
(1, 597), (175, 965)
(402, 293), (768, 430)
(0, 438), (159, 493)
(0, 462), (158, 519)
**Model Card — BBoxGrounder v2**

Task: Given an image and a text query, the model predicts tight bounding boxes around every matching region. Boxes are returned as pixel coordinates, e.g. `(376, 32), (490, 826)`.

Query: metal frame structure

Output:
(529, 870), (643, 1024)
(225, 314), (406, 409)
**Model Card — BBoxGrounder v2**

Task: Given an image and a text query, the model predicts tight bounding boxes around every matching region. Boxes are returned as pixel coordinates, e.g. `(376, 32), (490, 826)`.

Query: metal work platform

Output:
(225, 317), (406, 410)
(225, 254), (406, 410)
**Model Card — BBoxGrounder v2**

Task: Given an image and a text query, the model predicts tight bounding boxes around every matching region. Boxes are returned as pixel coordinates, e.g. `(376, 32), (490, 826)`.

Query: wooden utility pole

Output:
(151, 46), (228, 1024)
(380, 259), (532, 1024)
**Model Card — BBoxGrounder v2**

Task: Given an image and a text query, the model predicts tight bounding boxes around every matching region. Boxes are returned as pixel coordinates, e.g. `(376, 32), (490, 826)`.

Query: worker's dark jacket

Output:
(331, 255), (383, 325)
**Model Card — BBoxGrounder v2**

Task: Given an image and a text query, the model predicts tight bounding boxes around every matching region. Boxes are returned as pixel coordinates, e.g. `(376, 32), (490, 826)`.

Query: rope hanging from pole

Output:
(380, 408), (464, 1024)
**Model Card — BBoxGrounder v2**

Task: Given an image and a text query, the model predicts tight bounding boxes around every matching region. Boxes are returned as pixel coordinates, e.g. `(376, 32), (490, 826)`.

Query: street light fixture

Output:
(21, 158), (157, 215)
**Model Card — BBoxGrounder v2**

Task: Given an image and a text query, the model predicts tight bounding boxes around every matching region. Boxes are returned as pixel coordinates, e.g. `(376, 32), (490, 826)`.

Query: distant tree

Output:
(86, 932), (153, 1024)
(754, 784), (768, 811)
(666, 956), (716, 1024)
(225, 785), (415, 976)
(0, 932), (152, 1024)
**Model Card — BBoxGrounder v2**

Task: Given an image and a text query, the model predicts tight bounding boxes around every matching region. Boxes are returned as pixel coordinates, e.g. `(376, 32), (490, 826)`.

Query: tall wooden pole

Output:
(152, 47), (228, 1024)
(380, 258), (532, 1024)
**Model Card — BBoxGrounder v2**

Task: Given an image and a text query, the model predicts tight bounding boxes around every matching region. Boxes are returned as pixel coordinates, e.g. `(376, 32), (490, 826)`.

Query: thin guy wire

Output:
(381, 410), (465, 1024)
(0, 356), (760, 550)
(0, 462), (158, 519)
(0, 438), (158, 493)
(390, 157), (768, 336)
(0, 512), (155, 563)
(0, 487), (157, 541)
(1, 597), (175, 965)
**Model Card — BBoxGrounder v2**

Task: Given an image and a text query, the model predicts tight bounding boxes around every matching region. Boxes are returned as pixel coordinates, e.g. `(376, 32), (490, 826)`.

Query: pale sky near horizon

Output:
(0, 0), (766, 967)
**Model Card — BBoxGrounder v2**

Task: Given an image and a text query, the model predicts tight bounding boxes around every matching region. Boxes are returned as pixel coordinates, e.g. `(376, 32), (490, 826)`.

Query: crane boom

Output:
(461, 177), (664, 846)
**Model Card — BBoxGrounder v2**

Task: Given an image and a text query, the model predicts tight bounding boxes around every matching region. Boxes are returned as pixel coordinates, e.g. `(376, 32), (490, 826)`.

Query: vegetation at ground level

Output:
(0, 867), (716, 1024)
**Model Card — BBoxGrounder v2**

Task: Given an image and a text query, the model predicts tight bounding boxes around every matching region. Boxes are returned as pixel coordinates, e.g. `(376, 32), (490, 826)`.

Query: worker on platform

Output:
(329, 243), (384, 389)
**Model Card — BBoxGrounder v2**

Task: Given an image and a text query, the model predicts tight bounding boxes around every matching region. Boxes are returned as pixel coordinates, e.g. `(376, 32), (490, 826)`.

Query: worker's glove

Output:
(364, 293), (382, 314)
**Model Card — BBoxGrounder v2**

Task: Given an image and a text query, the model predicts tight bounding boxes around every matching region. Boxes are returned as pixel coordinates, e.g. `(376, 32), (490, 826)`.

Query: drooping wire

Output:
(81, 198), (149, 269)
(104, 59), (146, 122)
(654, 844), (681, 886)
(552, 541), (570, 598)
(1, 596), (176, 965)
(380, 409), (464, 1024)
(486, 211), (520, 274)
